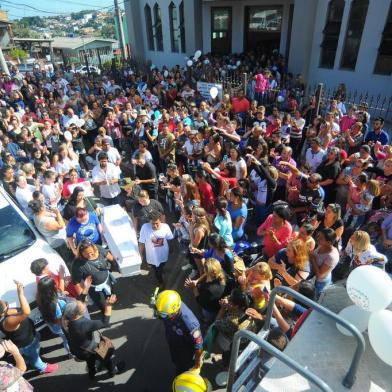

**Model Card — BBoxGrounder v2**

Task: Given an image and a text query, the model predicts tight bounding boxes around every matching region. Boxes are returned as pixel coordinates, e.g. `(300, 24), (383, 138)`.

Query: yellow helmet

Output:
(155, 290), (181, 318)
(172, 371), (211, 392)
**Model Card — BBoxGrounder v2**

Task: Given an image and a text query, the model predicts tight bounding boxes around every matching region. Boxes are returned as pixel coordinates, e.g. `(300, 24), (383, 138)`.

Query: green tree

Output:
(101, 23), (115, 39)
(9, 48), (28, 61)
(12, 24), (40, 38)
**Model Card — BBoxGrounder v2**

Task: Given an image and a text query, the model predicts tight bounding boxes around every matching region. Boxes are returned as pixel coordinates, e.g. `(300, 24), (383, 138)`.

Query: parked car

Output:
(0, 186), (70, 331)
(73, 65), (101, 75)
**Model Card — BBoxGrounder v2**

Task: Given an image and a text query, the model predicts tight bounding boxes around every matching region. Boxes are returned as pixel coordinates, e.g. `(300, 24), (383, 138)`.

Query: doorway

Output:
(244, 6), (283, 54)
(211, 7), (232, 54)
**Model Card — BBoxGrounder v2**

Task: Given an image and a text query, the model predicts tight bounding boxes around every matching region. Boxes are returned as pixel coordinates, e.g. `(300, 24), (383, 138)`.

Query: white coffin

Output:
(101, 204), (142, 277)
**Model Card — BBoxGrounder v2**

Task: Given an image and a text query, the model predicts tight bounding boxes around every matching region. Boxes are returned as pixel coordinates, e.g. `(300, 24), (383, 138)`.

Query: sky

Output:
(1, 0), (120, 20)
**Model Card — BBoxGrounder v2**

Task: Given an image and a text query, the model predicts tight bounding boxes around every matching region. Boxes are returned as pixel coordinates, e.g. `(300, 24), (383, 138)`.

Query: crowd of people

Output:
(0, 50), (391, 390)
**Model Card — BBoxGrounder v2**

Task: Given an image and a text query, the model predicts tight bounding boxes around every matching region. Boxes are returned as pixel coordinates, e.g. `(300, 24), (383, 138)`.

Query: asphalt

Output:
(26, 235), (226, 392)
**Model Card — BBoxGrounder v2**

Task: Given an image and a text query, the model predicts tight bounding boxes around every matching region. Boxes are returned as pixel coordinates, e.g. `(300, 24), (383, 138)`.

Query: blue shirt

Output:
(163, 302), (203, 351)
(214, 213), (234, 247)
(66, 212), (101, 245)
(365, 129), (389, 145)
(228, 202), (248, 241)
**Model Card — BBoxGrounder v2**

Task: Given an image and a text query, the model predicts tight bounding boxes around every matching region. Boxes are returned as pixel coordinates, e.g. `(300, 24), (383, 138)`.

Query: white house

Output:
(125, 0), (392, 96)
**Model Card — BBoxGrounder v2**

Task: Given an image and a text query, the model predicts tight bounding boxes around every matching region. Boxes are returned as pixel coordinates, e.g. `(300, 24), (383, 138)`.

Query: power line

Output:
(0, 0), (69, 14)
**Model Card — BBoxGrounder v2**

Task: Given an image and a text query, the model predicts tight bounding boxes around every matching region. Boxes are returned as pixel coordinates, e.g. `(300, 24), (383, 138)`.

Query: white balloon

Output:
(186, 60), (193, 67)
(209, 86), (218, 99)
(368, 310), (392, 365)
(277, 95), (284, 103)
(194, 50), (202, 59)
(204, 59), (210, 65)
(336, 305), (370, 336)
(64, 131), (72, 141)
(221, 70), (226, 77)
(346, 265), (392, 312)
(236, 60), (241, 66)
(163, 70), (169, 78)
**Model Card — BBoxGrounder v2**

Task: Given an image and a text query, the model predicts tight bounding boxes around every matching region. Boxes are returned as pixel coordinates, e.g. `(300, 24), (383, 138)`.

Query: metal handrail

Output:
(226, 286), (366, 391)
(263, 287), (365, 388)
(227, 329), (333, 392)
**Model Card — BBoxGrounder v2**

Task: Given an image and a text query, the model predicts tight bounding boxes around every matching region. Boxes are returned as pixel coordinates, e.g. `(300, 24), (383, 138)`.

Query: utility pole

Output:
(114, 0), (126, 62)
(0, 47), (10, 75)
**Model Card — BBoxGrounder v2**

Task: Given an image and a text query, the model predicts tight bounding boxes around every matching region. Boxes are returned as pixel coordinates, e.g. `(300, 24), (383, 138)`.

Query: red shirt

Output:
(257, 214), (293, 257)
(231, 97), (250, 114)
(158, 120), (176, 133)
(36, 272), (78, 298)
(217, 172), (237, 196)
(62, 178), (85, 198)
(198, 181), (215, 214)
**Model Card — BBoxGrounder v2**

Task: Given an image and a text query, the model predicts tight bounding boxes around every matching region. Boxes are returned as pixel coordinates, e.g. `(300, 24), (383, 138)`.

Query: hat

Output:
(189, 129), (198, 135)
(138, 109), (148, 117)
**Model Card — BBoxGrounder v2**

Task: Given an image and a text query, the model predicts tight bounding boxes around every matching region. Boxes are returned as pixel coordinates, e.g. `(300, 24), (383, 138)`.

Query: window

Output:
(211, 7), (232, 54)
(319, 0), (345, 68)
(247, 7), (282, 32)
(340, 0), (369, 70)
(374, 3), (392, 75)
(179, 1), (186, 53)
(169, 2), (179, 52)
(153, 3), (164, 51)
(144, 4), (154, 51)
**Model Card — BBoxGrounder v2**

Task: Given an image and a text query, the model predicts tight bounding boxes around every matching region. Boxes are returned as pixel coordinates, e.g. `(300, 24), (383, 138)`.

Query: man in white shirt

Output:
(138, 210), (173, 289)
(15, 174), (36, 218)
(92, 152), (122, 206)
(96, 138), (122, 166)
(305, 137), (326, 173)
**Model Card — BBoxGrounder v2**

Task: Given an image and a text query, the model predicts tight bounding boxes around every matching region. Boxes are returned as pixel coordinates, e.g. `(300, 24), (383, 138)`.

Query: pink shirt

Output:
(255, 74), (268, 93)
(339, 115), (356, 132)
(257, 214), (293, 257)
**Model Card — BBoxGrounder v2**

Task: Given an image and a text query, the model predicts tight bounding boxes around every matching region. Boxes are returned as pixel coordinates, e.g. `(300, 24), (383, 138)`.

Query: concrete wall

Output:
(125, 0), (199, 68)
(305, 0), (392, 97)
(201, 0), (292, 55)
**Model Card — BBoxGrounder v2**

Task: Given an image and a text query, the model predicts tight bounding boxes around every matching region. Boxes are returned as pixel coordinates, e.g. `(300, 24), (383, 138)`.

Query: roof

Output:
(51, 37), (117, 50)
(13, 38), (54, 43)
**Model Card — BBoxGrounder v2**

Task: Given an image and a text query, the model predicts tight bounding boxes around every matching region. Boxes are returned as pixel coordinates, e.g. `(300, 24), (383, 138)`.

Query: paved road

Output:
(27, 242), (226, 392)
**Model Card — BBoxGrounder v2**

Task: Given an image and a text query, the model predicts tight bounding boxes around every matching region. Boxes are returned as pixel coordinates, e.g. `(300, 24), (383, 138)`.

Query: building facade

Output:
(125, 0), (392, 97)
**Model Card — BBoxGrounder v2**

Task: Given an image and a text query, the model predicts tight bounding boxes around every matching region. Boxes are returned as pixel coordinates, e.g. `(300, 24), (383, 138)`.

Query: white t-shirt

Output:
(42, 182), (61, 205)
(249, 169), (267, 205)
(228, 158), (247, 179)
(92, 163), (121, 199)
(96, 147), (121, 165)
(345, 243), (387, 267)
(305, 148), (326, 172)
(15, 185), (35, 217)
(139, 222), (174, 266)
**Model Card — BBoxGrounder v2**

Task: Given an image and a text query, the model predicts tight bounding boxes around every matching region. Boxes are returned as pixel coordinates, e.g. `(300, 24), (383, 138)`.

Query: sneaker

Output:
(181, 263), (193, 271)
(188, 269), (198, 279)
(41, 363), (59, 374)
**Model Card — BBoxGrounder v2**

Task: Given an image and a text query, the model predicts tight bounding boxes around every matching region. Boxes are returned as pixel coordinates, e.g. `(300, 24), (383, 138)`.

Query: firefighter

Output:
(154, 290), (203, 374)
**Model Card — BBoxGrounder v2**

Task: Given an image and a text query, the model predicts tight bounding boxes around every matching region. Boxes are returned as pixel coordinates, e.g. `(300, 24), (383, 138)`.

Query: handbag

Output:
(94, 332), (114, 360)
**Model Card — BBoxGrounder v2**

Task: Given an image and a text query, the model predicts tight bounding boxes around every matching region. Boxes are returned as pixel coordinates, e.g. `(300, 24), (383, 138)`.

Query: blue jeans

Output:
(19, 333), (47, 372)
(315, 277), (332, 298)
(47, 323), (70, 354)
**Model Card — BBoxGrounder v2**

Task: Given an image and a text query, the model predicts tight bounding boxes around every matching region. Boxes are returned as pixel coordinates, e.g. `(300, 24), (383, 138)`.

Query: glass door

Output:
(211, 7), (232, 54)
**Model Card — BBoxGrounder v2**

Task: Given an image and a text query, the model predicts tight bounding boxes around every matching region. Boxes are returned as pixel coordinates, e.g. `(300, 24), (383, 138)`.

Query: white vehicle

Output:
(0, 187), (69, 328)
(73, 65), (101, 75)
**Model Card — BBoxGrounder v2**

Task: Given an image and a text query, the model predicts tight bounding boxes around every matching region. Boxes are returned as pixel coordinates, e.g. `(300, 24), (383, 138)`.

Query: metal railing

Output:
(226, 286), (366, 392)
(305, 83), (392, 122)
(227, 329), (333, 392)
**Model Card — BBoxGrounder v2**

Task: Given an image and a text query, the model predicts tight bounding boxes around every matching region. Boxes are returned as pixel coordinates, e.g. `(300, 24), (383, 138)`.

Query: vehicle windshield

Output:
(0, 195), (36, 262)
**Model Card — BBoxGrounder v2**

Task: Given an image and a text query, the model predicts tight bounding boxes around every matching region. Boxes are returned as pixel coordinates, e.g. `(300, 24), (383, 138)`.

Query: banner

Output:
(197, 81), (223, 101)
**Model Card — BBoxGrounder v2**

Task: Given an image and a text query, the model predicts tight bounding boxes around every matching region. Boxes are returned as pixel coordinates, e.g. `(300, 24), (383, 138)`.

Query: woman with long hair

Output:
(36, 276), (72, 356)
(314, 203), (344, 246)
(214, 197), (234, 248)
(268, 239), (310, 287)
(185, 258), (226, 322)
(316, 146), (341, 204)
(180, 174), (201, 205)
(187, 207), (211, 276)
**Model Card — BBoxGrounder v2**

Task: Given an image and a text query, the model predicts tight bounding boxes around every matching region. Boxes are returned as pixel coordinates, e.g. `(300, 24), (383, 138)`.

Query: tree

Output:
(9, 48), (28, 62)
(101, 23), (115, 39)
(12, 24), (40, 39)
